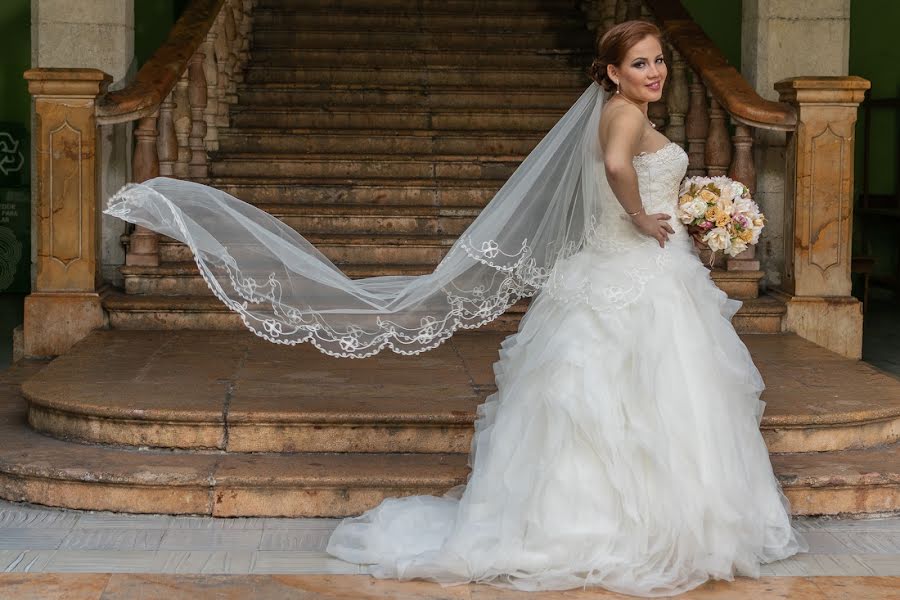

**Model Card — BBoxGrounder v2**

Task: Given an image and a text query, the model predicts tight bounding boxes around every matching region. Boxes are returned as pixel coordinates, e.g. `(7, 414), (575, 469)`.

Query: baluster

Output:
(685, 71), (708, 176)
(158, 91), (177, 177)
(665, 48), (688, 147)
(705, 96), (731, 176)
(726, 123), (761, 272)
(224, 1), (239, 103)
(188, 52), (209, 179)
(173, 71), (192, 178)
(202, 28), (219, 151)
(214, 13), (230, 128)
(126, 113), (160, 267)
(237, 0), (253, 70)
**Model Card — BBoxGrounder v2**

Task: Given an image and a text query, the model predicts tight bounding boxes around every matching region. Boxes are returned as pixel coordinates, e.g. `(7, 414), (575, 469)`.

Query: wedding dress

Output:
(324, 141), (807, 596)
(104, 83), (807, 596)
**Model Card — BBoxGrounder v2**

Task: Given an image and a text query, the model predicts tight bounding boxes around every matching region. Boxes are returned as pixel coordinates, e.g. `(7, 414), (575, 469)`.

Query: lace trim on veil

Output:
(108, 185), (585, 358)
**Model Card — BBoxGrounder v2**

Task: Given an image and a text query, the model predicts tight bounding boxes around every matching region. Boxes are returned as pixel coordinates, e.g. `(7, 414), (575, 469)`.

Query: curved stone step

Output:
(26, 330), (900, 455)
(5, 335), (900, 517)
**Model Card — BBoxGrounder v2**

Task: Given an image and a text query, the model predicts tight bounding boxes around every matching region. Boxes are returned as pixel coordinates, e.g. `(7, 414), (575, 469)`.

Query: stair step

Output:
(252, 30), (593, 51)
(102, 291), (526, 332)
(209, 154), (523, 180)
(217, 129), (547, 155)
(252, 12), (586, 33)
(242, 66), (590, 87)
(198, 178), (500, 207)
(7, 332), (900, 517)
(249, 48), (590, 69)
(230, 105), (568, 131)
(235, 86), (585, 109)
(24, 331), (900, 456)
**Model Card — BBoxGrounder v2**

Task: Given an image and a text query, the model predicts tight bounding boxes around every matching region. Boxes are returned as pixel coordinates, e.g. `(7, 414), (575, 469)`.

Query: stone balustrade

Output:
(22, 0), (255, 356)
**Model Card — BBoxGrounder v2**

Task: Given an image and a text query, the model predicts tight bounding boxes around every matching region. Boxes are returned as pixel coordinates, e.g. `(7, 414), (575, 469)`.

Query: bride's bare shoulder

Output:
(599, 98), (645, 167)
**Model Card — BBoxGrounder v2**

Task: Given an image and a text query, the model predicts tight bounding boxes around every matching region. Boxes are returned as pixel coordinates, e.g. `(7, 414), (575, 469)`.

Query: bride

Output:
(105, 19), (806, 597)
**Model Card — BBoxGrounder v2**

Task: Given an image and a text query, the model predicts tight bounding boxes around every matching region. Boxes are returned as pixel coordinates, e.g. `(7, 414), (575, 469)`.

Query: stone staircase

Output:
(2, 330), (899, 517)
(105, 0), (784, 335)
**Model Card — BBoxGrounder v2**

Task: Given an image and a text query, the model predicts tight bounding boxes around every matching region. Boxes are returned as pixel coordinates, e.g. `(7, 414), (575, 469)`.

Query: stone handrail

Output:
(96, 0), (227, 125)
(644, 0), (796, 131)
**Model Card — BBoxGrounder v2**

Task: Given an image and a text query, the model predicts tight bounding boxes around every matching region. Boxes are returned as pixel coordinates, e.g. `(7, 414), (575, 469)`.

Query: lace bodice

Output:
(587, 141), (689, 253)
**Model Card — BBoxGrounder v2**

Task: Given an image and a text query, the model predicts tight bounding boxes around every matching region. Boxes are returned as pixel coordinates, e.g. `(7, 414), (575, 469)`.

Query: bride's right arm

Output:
(600, 105), (674, 248)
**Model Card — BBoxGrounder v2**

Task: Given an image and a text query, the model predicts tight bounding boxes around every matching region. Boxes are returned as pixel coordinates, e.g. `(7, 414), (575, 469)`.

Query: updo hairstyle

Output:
(588, 20), (663, 93)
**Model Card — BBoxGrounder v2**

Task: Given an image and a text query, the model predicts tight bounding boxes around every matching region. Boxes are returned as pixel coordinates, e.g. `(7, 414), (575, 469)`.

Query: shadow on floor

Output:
(862, 286), (900, 378)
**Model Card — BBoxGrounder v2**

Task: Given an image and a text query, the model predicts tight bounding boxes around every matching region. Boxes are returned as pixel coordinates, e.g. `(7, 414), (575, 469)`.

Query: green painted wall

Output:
(850, 0), (900, 282)
(682, 0), (742, 68)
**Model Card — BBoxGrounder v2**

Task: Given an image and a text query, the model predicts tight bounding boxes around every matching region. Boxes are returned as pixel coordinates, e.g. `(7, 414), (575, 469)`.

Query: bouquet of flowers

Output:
(675, 176), (765, 264)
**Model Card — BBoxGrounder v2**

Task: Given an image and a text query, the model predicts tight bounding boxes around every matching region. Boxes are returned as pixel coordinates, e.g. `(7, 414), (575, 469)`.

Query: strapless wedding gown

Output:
(325, 141), (808, 597)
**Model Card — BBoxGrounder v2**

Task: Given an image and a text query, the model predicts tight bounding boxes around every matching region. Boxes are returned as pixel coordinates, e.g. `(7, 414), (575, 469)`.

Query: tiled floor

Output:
(1, 499), (899, 578)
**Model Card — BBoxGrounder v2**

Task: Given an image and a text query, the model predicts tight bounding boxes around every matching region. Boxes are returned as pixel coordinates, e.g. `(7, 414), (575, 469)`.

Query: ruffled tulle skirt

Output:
(325, 236), (807, 597)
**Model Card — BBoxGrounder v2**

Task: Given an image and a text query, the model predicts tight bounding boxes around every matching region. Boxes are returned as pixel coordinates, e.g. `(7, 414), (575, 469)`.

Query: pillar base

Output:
(24, 293), (106, 358)
(769, 289), (863, 359)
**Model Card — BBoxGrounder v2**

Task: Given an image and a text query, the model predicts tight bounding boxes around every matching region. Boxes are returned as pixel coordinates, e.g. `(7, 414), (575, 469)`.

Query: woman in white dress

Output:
(323, 21), (807, 596)
(105, 20), (807, 597)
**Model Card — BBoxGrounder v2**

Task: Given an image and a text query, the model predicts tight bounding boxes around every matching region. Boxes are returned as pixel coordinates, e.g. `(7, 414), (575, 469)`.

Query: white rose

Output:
(702, 227), (732, 252)
(686, 198), (707, 219)
(728, 238), (748, 256)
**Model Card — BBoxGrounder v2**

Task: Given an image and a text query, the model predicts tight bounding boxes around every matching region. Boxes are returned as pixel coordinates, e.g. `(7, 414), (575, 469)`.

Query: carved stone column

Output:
(23, 68), (111, 357)
(773, 76), (870, 359)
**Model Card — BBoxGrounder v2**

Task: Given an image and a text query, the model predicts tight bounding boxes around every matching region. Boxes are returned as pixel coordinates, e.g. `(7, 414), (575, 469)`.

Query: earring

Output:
(615, 81), (620, 94)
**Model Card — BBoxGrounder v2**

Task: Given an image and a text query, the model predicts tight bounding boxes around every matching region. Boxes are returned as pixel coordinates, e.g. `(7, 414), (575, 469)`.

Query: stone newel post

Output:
(23, 68), (112, 357)
(773, 76), (870, 359)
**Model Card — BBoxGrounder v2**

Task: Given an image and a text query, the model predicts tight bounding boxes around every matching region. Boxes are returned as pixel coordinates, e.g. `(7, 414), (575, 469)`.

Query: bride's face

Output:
(607, 35), (667, 105)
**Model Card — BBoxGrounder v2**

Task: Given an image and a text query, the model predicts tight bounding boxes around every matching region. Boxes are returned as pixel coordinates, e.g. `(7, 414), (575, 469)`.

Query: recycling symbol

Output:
(0, 132), (25, 176)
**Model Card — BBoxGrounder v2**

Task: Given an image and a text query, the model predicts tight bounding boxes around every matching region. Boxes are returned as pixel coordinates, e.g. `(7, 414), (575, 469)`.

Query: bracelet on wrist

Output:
(626, 208), (643, 217)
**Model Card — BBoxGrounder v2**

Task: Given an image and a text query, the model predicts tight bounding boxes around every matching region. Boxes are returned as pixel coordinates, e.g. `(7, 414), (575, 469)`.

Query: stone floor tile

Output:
(0, 529), (69, 550)
(814, 517), (900, 532)
(829, 531), (900, 554)
(0, 550), (57, 573)
(44, 550), (164, 573)
(263, 517), (342, 529)
(250, 551), (360, 574)
(0, 506), (79, 529)
(58, 528), (166, 551)
(155, 551), (256, 574)
(797, 530), (851, 554)
(773, 553), (875, 576)
(259, 529), (333, 551)
(158, 528), (263, 551)
(73, 513), (174, 529)
(0, 573), (109, 600)
(851, 555), (900, 576)
(164, 515), (267, 529)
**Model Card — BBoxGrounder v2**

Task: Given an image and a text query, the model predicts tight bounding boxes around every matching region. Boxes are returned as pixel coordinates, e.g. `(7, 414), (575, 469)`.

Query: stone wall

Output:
(741, 0), (851, 288)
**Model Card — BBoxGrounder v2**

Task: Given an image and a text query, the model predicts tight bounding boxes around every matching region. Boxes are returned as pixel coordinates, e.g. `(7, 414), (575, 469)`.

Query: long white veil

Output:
(104, 82), (609, 357)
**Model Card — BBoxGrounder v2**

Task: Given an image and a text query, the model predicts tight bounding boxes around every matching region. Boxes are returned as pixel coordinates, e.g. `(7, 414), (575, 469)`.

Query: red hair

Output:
(588, 20), (663, 92)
